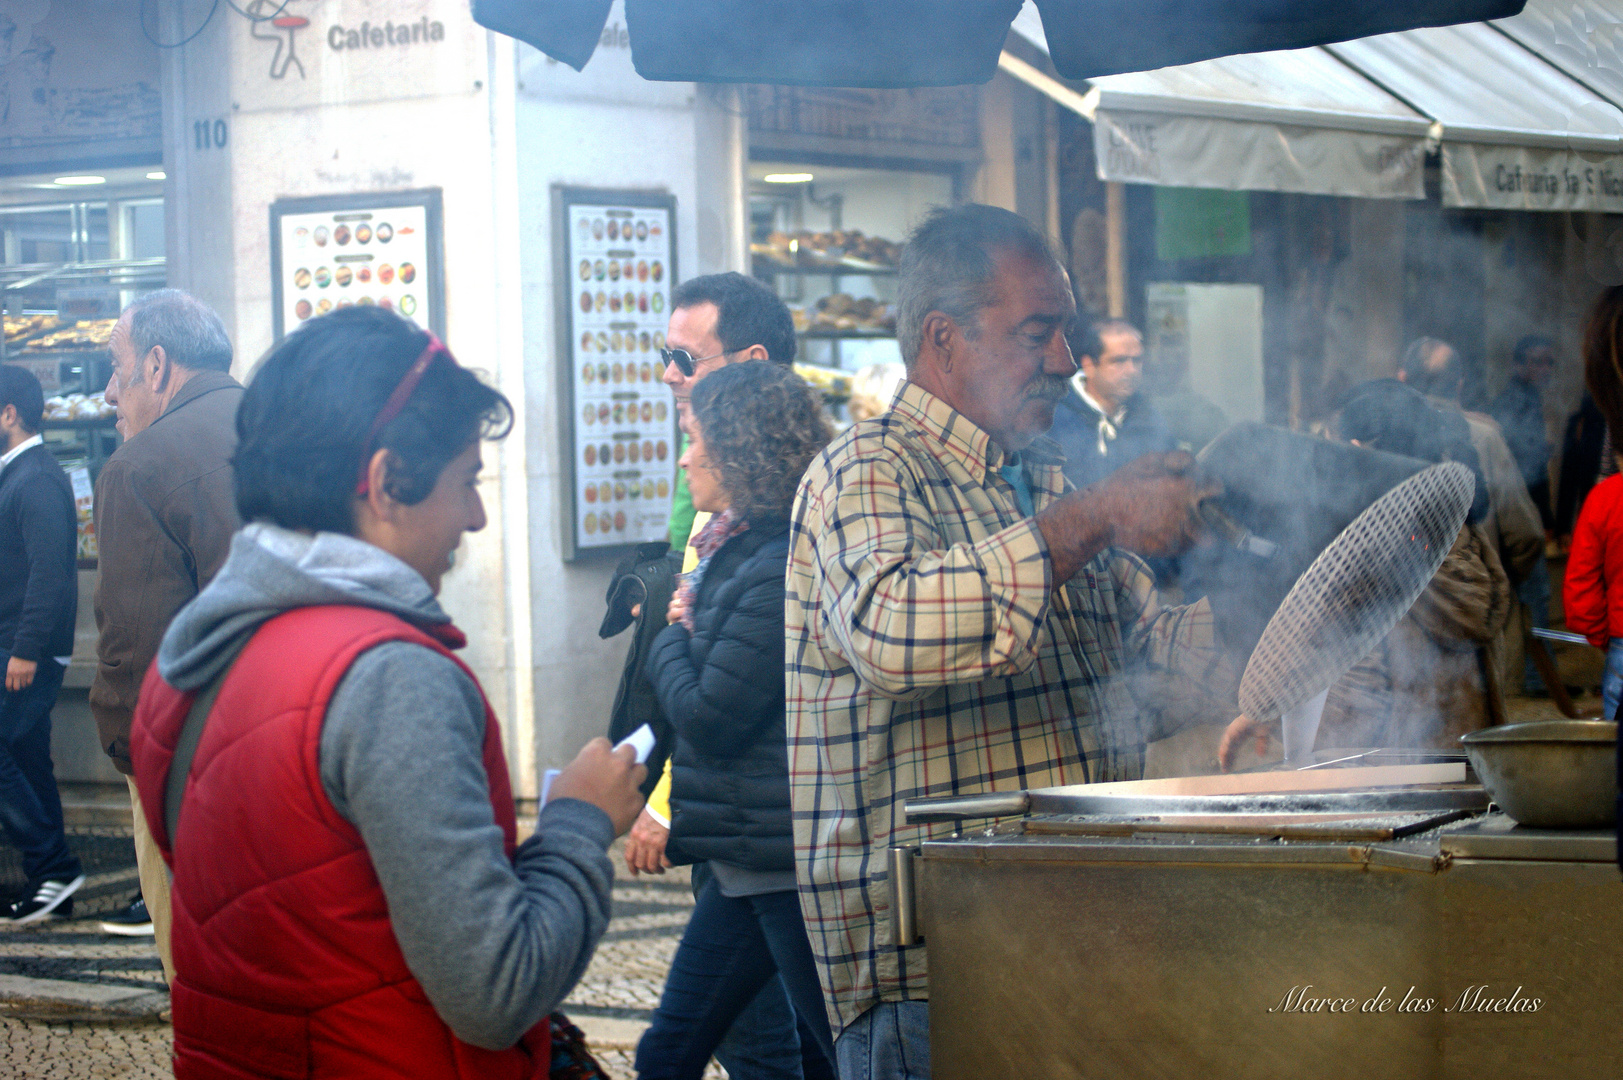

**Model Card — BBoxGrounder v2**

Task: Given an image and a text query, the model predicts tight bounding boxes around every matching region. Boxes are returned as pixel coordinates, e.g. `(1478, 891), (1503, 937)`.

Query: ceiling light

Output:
(762, 172), (814, 184)
(53, 175), (105, 186)
(146, 171), (166, 181)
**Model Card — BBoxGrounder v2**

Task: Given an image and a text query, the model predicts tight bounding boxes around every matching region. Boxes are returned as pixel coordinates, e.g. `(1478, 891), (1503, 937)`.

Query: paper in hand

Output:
(541, 725), (656, 809)
(615, 723), (656, 765)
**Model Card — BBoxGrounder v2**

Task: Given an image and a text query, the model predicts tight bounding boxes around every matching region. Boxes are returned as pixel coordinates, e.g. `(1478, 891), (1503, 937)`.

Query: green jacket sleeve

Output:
(667, 434), (696, 551)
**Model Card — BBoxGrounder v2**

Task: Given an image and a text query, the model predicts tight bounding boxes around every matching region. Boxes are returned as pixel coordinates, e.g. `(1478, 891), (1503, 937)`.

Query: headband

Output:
(355, 335), (448, 496)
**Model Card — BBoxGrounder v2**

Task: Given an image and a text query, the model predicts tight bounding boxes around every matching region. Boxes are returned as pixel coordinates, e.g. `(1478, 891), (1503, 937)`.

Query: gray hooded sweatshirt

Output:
(157, 523), (613, 1051)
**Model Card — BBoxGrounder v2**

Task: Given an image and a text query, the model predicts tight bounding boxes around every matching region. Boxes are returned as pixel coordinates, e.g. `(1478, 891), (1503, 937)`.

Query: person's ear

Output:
(741, 343), (770, 363)
(922, 312), (956, 373)
(0, 403), (16, 433)
(357, 448), (399, 519)
(147, 345), (170, 391)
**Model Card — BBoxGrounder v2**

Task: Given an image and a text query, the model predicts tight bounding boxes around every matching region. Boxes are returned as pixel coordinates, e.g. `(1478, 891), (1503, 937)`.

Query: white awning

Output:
(1007, 0), (1623, 211)
(1326, 20), (1623, 211)
(1007, 10), (1431, 199)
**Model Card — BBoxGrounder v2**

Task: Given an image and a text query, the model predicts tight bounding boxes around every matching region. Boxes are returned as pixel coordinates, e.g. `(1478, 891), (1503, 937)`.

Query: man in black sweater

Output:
(0, 364), (84, 923)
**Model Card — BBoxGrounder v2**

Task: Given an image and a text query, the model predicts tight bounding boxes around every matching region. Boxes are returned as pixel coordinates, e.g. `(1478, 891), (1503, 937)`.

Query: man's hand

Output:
(1037, 451), (1212, 582)
(624, 807), (673, 876)
(1218, 714), (1274, 773)
(666, 592), (687, 625)
(548, 737), (648, 836)
(5, 657), (37, 693)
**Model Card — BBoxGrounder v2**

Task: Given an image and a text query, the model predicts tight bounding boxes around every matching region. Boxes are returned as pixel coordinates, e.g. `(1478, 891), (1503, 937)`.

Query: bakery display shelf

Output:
(43, 417), (117, 431)
(754, 257), (897, 277)
(798, 329), (896, 340)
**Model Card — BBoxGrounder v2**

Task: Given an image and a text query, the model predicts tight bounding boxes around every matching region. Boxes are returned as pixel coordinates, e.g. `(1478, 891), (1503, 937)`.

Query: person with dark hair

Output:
(1317, 379), (1512, 748)
(1491, 335), (1557, 529)
(0, 364), (84, 922)
(635, 361), (836, 1080)
(1047, 318), (1174, 490)
(1555, 392), (1608, 540)
(788, 204), (1236, 1078)
(627, 269), (811, 1079)
(93, 288), (245, 951)
(128, 306), (646, 1078)
(1397, 336), (1466, 401)
(661, 271), (797, 551)
(1396, 336), (1542, 590)
(1490, 335), (1560, 693)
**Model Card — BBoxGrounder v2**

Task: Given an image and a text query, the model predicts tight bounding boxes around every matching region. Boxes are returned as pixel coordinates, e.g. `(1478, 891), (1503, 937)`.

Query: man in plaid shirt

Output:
(786, 205), (1238, 1079)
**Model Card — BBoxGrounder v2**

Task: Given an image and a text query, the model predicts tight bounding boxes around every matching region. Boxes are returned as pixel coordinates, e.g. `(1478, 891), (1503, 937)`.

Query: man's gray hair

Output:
(895, 204), (1059, 371)
(126, 288), (233, 373)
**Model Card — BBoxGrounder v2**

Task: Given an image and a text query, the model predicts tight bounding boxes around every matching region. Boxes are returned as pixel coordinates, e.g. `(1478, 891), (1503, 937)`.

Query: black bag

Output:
(600, 541), (681, 798)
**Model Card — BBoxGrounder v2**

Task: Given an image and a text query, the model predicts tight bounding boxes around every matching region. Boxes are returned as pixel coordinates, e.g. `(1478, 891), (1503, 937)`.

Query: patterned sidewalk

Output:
(0, 831), (720, 1079)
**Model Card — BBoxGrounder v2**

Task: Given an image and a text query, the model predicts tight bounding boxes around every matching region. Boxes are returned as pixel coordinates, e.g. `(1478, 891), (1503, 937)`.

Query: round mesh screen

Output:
(1238, 461), (1475, 723)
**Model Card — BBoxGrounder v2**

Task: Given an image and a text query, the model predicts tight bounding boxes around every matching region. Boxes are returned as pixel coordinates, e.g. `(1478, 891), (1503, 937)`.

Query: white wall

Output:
(162, 0), (536, 793)
(161, 0), (732, 795)
(511, 15), (714, 775)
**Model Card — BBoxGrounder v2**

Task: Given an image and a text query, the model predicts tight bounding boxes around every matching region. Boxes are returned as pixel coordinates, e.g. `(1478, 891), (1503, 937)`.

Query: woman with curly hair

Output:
(635, 361), (836, 1080)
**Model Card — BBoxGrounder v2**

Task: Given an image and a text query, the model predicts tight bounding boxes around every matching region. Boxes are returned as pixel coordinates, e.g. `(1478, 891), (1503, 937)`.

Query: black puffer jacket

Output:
(646, 519), (792, 872)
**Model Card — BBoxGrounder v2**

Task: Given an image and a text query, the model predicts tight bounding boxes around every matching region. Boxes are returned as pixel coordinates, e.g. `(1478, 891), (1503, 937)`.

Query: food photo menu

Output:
(270, 190), (444, 339)
(562, 195), (677, 554)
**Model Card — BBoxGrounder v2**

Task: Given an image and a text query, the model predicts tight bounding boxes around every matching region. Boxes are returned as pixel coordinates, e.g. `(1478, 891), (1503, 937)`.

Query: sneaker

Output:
(3, 875), (85, 925)
(100, 894), (154, 937)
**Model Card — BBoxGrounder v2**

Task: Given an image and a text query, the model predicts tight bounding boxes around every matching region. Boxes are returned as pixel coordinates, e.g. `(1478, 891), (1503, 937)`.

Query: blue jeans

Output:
(1602, 639), (1623, 722)
(0, 658), (80, 886)
(636, 877), (836, 1080)
(691, 860), (808, 1080)
(834, 1001), (930, 1080)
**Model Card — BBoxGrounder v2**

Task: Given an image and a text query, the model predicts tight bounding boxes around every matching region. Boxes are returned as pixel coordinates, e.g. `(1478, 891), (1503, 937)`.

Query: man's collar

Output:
(892, 380), (1016, 479)
(1073, 378), (1126, 423)
(0, 432), (44, 473)
(152, 368), (242, 428)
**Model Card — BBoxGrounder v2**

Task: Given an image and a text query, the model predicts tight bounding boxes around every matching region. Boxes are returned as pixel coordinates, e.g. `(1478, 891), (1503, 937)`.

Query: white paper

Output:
(539, 768), (562, 808)
(615, 723), (656, 765)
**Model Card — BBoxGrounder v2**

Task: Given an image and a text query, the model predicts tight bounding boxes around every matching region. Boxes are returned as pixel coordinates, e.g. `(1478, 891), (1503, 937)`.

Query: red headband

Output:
(356, 335), (449, 495)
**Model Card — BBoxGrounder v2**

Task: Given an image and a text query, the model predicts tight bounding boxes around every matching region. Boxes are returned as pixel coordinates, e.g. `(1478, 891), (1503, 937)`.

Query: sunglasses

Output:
(659, 347), (732, 378)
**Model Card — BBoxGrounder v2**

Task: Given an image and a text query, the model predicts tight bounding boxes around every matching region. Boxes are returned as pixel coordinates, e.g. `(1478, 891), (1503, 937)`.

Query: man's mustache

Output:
(1026, 377), (1070, 402)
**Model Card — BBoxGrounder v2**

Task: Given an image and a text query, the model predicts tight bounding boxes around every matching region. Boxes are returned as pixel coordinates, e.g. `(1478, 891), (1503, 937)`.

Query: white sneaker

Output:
(3, 875), (86, 925)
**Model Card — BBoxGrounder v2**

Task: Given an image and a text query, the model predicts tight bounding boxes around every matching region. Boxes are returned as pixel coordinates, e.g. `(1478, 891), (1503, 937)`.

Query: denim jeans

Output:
(636, 877), (836, 1080)
(1602, 639), (1623, 722)
(834, 1001), (931, 1080)
(711, 975), (822, 1080)
(0, 658), (81, 885)
(688, 860), (809, 1080)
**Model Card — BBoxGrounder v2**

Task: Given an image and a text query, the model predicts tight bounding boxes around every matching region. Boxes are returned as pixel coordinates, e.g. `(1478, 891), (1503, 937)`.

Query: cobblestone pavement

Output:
(0, 830), (722, 1079)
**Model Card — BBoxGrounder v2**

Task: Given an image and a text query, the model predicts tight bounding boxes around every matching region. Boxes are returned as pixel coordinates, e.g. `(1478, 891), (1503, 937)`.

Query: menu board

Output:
(270, 190), (445, 340)
(558, 190), (678, 557)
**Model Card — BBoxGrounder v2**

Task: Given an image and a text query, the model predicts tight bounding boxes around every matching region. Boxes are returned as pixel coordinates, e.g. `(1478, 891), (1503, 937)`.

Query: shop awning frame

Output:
(1007, 0), (1623, 210)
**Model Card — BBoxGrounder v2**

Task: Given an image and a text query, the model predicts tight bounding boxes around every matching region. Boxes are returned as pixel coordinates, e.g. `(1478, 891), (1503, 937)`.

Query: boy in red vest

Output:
(131, 307), (644, 1079)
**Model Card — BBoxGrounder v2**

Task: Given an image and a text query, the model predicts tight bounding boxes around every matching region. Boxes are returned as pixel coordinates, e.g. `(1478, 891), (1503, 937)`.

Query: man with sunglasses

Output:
(623, 271), (811, 1079)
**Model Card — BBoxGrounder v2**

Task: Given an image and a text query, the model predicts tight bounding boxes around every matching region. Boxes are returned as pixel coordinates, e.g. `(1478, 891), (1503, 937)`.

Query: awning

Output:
(1007, 0), (1623, 210)
(1007, 9), (1434, 199)
(1326, 20), (1623, 211)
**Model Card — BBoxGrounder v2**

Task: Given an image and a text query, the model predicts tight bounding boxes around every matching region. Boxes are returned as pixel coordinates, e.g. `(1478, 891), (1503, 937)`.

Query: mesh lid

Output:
(1238, 461), (1475, 723)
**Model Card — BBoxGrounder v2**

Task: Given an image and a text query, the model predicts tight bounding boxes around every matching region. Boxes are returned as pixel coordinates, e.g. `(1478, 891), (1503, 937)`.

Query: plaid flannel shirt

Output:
(786, 382), (1237, 1035)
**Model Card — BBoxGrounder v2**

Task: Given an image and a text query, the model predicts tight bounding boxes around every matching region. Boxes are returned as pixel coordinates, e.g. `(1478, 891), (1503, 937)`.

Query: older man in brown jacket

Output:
(92, 289), (241, 977)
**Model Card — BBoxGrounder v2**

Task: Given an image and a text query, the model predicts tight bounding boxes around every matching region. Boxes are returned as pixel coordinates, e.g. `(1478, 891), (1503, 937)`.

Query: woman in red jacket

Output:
(130, 306), (645, 1079)
(1564, 466), (1623, 720)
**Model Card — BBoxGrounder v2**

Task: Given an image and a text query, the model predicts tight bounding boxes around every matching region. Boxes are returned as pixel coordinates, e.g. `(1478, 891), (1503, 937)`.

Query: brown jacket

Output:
(1318, 523), (1512, 750)
(91, 370), (242, 773)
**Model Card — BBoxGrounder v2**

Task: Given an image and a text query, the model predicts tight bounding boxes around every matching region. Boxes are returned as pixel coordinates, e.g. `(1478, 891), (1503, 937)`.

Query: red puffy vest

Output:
(130, 605), (550, 1080)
